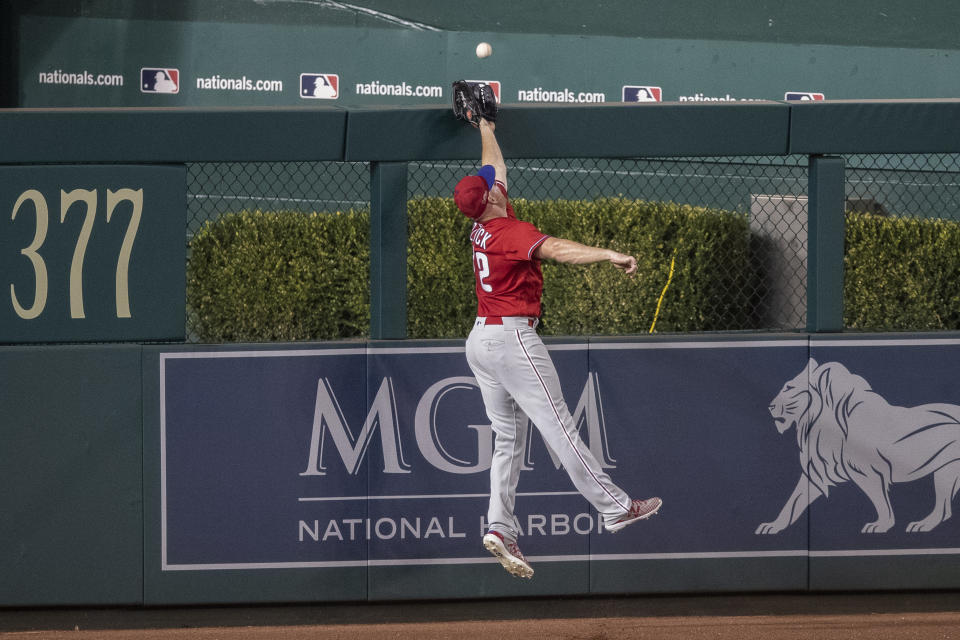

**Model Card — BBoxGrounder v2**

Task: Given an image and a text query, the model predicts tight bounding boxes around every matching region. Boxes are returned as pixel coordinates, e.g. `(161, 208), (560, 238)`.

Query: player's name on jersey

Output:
(470, 225), (493, 249)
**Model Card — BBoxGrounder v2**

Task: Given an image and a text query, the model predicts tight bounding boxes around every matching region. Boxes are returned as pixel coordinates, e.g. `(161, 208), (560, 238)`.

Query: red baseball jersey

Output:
(470, 183), (549, 317)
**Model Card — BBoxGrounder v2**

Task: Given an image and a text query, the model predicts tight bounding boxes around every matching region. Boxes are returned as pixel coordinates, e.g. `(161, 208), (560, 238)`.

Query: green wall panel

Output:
(590, 557), (808, 594)
(790, 100), (960, 154)
(345, 102), (789, 162)
(0, 164), (186, 342)
(368, 563), (590, 601)
(0, 345), (142, 606)
(810, 555), (960, 591)
(16, 13), (960, 111)
(0, 109), (347, 164)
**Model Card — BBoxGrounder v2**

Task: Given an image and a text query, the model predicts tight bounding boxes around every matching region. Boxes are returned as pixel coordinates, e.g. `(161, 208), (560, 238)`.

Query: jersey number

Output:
(474, 251), (493, 292)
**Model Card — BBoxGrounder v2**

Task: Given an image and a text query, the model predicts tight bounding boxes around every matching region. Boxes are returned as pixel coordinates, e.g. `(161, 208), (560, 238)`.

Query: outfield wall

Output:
(4, 336), (960, 606)
(2, 101), (960, 606)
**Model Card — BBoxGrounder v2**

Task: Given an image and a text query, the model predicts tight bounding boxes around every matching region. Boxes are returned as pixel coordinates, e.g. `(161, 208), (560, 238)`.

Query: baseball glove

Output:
(452, 80), (498, 126)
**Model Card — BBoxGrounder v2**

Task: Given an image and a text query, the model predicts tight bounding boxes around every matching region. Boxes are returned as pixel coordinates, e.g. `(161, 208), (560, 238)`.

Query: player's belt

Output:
(483, 316), (536, 327)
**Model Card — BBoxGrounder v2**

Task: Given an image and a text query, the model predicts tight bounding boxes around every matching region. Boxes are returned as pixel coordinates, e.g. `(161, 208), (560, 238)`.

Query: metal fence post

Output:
(370, 161), (408, 339)
(806, 155), (845, 332)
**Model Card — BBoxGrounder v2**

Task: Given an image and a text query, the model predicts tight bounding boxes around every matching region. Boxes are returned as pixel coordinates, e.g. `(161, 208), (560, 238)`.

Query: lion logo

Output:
(757, 358), (960, 534)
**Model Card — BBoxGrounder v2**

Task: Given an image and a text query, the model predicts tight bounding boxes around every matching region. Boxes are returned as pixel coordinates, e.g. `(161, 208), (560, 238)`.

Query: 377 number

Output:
(10, 188), (143, 320)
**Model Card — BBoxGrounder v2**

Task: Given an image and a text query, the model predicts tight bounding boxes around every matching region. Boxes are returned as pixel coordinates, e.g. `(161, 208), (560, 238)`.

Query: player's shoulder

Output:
(492, 217), (544, 239)
(487, 215), (529, 228)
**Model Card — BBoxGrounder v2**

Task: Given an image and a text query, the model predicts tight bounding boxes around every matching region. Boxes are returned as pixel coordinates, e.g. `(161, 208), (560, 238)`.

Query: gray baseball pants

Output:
(465, 316), (632, 542)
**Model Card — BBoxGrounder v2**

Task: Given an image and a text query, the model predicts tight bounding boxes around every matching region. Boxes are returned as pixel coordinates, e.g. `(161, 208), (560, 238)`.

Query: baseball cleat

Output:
(605, 497), (663, 533)
(483, 531), (534, 579)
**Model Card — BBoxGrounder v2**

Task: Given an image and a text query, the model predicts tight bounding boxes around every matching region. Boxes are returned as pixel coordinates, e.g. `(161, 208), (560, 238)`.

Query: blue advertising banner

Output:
(157, 337), (960, 597)
(161, 340), (820, 576)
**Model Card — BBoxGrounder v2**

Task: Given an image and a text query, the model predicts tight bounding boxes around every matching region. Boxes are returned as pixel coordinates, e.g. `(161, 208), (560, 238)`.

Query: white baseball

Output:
(476, 42), (492, 58)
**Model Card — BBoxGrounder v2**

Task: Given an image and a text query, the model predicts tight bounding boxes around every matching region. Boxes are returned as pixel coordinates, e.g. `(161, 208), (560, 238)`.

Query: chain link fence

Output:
(186, 161), (370, 236)
(185, 153), (960, 342)
(411, 156), (810, 331)
(844, 154), (960, 219)
(842, 153), (960, 332)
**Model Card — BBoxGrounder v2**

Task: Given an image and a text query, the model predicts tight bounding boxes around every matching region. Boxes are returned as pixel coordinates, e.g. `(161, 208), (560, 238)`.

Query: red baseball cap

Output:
(454, 165), (496, 219)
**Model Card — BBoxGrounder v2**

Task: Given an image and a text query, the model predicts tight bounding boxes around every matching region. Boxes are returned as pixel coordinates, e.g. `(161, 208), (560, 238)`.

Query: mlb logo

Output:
(623, 86), (662, 102)
(785, 92), (825, 101)
(467, 80), (501, 102)
(300, 73), (339, 99)
(141, 68), (179, 94)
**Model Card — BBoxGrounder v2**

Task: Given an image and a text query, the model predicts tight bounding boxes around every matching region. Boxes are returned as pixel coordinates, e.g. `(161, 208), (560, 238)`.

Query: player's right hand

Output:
(610, 252), (637, 276)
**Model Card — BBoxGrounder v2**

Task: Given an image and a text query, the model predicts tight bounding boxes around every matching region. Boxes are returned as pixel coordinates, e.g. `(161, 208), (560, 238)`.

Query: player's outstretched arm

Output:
(535, 237), (637, 275)
(479, 119), (507, 188)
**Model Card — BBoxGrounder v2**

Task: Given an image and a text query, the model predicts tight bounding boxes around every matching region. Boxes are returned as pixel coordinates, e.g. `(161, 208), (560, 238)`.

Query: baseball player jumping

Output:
(453, 116), (663, 579)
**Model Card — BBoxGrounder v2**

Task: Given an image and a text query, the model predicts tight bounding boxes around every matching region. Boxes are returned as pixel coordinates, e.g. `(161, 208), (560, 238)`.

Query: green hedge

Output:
(187, 209), (369, 342)
(187, 198), (754, 342)
(185, 205), (960, 341)
(845, 212), (960, 331)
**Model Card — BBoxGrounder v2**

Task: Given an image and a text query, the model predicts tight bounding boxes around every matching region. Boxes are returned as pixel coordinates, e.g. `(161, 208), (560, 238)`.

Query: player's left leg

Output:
(465, 323), (528, 542)
(482, 385), (529, 540)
